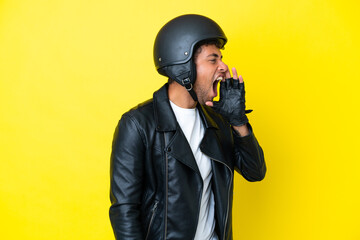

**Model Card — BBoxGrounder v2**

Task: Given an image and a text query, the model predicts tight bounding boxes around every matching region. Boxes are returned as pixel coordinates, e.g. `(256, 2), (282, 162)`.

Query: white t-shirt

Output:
(170, 101), (218, 240)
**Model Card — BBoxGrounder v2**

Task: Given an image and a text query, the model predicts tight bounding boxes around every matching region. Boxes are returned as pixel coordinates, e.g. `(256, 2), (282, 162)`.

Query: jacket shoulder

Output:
(126, 98), (154, 116)
(121, 98), (156, 134)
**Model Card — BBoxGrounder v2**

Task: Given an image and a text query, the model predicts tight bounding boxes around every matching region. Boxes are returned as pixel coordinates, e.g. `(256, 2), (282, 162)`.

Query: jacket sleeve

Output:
(109, 114), (145, 239)
(233, 124), (266, 182)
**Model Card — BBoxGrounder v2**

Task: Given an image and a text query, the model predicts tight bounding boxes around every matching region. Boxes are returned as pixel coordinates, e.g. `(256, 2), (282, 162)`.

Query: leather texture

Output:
(109, 83), (266, 240)
(212, 78), (252, 127)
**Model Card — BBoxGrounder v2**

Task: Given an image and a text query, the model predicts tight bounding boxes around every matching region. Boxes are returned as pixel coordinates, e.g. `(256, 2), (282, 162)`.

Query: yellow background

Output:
(1, 0), (359, 239)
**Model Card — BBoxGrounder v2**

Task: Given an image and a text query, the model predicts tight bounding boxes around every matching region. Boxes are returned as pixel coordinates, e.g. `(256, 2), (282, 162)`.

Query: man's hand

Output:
(211, 67), (252, 129)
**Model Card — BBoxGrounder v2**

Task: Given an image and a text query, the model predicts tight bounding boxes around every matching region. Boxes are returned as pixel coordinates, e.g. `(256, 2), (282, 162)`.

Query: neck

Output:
(168, 81), (197, 109)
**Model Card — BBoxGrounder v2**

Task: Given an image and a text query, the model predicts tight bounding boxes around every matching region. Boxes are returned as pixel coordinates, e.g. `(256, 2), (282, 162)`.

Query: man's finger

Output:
(233, 78), (239, 89)
(205, 101), (214, 107)
(232, 67), (238, 79)
(239, 75), (244, 83)
(225, 78), (231, 89)
(225, 68), (231, 80)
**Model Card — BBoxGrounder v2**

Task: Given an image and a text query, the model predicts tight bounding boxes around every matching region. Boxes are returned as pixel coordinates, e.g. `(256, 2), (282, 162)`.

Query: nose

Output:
(218, 59), (228, 73)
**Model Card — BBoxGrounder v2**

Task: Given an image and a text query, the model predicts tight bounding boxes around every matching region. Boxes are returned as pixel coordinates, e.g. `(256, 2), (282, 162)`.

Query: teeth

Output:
(216, 76), (223, 81)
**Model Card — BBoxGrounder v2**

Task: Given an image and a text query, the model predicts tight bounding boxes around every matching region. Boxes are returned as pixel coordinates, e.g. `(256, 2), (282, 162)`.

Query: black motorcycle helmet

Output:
(153, 14), (227, 101)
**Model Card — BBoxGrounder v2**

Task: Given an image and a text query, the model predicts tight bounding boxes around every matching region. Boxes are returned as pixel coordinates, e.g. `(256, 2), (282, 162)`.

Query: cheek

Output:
(195, 65), (205, 79)
(196, 65), (211, 83)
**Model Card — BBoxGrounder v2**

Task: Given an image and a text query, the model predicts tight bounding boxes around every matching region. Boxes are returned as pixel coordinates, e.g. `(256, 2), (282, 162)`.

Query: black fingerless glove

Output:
(212, 78), (252, 126)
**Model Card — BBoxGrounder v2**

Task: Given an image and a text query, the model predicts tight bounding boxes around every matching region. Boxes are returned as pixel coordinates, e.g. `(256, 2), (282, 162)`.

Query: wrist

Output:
(233, 124), (250, 137)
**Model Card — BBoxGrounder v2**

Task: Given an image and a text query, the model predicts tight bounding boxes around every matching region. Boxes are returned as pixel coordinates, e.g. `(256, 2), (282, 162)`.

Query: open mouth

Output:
(213, 76), (223, 97)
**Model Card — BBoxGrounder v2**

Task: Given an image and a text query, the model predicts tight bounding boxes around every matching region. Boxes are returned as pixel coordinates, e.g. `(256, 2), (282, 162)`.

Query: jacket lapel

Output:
(198, 105), (232, 169)
(153, 84), (200, 175)
(166, 129), (200, 174)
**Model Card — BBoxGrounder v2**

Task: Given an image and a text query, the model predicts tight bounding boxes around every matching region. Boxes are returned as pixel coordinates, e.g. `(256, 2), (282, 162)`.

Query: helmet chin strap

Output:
(160, 60), (198, 102)
(182, 77), (198, 102)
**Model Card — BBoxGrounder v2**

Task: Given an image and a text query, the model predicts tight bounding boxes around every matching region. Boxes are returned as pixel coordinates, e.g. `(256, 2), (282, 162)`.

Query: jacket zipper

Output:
(164, 133), (169, 240)
(211, 158), (233, 240)
(145, 200), (159, 240)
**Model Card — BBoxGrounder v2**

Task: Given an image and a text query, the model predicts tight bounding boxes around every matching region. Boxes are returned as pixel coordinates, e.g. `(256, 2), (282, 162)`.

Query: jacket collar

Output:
(153, 84), (178, 131)
(153, 83), (219, 131)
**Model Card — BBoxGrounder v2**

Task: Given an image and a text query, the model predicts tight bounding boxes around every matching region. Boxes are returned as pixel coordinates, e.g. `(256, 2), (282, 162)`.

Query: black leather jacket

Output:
(109, 84), (266, 240)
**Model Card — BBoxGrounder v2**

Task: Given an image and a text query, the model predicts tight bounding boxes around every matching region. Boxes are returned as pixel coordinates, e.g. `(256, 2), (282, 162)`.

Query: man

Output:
(109, 14), (266, 240)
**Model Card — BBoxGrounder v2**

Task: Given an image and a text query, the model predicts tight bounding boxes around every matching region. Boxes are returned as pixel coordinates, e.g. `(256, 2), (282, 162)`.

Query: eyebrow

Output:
(207, 53), (223, 59)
